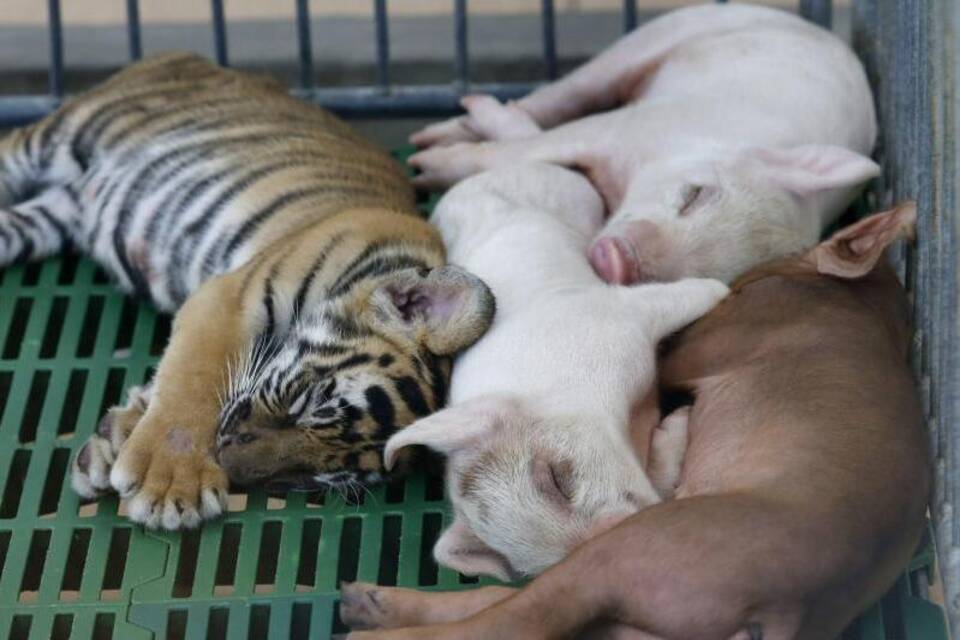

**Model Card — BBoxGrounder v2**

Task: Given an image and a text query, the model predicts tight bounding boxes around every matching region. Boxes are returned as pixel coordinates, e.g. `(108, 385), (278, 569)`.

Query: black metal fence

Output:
(0, 0), (832, 126)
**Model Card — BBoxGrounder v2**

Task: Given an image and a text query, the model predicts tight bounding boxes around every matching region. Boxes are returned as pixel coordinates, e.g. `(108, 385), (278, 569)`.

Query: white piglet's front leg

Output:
(623, 278), (730, 342)
(458, 95), (543, 140)
(408, 109), (623, 191)
(409, 94), (543, 149)
(647, 407), (690, 498)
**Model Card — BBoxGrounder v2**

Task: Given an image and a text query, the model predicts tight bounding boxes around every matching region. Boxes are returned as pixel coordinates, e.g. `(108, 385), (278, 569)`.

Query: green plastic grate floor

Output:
(0, 156), (948, 639)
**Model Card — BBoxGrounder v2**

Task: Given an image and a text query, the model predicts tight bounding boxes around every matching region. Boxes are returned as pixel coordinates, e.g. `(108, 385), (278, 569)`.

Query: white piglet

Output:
(384, 163), (728, 579)
(410, 4), (879, 284)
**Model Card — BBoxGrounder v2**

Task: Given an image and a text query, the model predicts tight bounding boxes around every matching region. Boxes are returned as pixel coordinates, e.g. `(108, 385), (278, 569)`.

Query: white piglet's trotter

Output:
(383, 164), (728, 579)
(411, 4), (879, 284)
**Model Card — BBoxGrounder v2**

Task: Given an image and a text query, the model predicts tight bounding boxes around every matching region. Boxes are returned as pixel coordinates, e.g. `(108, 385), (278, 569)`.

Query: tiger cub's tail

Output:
(0, 187), (80, 266)
(0, 116), (84, 265)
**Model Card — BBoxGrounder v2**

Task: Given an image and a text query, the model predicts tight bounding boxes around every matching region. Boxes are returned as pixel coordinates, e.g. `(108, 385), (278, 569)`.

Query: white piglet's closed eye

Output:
(531, 456), (575, 508)
(677, 183), (718, 216)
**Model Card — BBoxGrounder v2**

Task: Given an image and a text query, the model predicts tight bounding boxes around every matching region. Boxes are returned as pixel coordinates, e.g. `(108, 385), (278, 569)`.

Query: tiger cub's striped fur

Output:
(0, 53), (494, 530)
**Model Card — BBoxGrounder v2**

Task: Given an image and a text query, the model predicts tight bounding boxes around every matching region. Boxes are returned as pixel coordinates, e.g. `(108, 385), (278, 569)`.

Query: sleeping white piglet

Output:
(383, 163), (728, 579)
(409, 3), (879, 284)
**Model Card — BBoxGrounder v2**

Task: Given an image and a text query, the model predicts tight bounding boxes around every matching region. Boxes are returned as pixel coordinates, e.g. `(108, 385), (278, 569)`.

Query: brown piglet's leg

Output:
(340, 582), (517, 631)
(349, 494), (811, 640)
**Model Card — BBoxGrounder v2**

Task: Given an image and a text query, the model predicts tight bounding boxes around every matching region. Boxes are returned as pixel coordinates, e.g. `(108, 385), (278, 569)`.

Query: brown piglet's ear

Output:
(811, 201), (917, 279)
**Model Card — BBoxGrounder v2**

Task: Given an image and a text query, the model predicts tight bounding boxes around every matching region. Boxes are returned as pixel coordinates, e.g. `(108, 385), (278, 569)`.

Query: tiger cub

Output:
(0, 53), (494, 530)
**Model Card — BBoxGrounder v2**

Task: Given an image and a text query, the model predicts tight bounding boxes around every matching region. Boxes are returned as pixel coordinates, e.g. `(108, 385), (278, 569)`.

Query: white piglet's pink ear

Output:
(434, 517), (516, 582)
(382, 395), (517, 470)
(747, 144), (880, 195)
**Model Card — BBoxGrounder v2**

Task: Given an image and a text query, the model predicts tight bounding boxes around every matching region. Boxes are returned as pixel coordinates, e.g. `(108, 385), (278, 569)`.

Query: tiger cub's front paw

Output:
(109, 414), (228, 530)
(71, 428), (115, 500)
(71, 384), (152, 500)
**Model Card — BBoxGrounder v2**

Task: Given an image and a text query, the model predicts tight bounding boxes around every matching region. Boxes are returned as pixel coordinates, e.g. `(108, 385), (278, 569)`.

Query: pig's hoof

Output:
(460, 95), (541, 140)
(340, 582), (389, 630)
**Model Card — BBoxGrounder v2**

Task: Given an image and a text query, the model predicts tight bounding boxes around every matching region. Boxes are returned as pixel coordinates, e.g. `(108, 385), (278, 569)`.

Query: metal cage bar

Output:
(800, 0), (833, 28)
(623, 0), (637, 33)
(541, 0), (558, 81)
(454, 0), (469, 88)
(295, 0), (314, 90)
(211, 0), (229, 67)
(46, 0), (64, 99)
(126, 0), (143, 61)
(374, 0), (391, 90)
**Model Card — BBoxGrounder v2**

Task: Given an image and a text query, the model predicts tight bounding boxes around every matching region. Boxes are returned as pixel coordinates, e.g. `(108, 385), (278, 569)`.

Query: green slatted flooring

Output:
(0, 150), (948, 639)
(0, 251), (502, 640)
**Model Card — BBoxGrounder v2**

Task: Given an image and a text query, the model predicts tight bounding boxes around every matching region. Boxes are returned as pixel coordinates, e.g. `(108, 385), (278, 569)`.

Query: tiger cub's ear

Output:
(371, 265), (496, 355)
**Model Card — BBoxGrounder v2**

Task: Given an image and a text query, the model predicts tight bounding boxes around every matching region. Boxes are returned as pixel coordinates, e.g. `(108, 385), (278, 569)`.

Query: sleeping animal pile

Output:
(0, 3), (928, 638)
(345, 4), (928, 638)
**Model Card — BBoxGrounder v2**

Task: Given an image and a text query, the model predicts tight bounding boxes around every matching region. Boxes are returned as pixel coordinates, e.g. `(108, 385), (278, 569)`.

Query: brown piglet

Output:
(339, 202), (930, 640)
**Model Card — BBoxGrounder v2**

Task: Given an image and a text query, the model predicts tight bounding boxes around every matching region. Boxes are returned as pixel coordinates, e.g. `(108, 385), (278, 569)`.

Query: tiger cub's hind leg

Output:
(71, 383), (153, 499)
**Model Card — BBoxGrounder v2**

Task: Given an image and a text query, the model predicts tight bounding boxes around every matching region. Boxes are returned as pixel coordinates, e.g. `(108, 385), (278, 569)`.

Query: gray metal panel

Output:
(852, 0), (959, 631)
